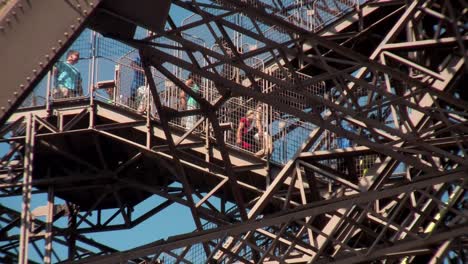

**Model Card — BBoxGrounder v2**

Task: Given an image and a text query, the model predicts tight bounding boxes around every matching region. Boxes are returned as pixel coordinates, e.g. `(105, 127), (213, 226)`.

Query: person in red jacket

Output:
(236, 109), (258, 151)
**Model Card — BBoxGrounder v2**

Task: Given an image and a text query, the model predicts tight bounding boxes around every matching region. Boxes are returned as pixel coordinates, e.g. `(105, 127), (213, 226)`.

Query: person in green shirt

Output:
(179, 74), (200, 129)
(52, 50), (83, 99)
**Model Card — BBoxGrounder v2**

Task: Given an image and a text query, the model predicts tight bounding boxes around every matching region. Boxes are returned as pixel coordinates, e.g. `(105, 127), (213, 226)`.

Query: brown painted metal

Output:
(1, 0), (467, 263)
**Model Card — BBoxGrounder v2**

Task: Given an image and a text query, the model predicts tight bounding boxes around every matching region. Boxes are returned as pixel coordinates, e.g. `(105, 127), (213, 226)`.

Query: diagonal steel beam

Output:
(71, 168), (466, 264)
(140, 52), (213, 257)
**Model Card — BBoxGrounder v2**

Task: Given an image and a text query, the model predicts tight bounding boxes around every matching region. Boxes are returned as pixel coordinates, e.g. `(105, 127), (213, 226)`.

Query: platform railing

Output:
(309, 0), (360, 31)
(16, 39), (329, 165)
(180, 1), (371, 65)
(257, 0), (371, 51)
(16, 0), (374, 165)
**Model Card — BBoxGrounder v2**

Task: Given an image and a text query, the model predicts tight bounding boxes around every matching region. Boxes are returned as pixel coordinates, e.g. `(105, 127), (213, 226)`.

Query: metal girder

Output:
(1, 0), (467, 263)
(140, 0), (466, 177)
(0, 105), (256, 224)
(0, 204), (119, 262)
(70, 168), (467, 264)
(140, 1), (466, 262)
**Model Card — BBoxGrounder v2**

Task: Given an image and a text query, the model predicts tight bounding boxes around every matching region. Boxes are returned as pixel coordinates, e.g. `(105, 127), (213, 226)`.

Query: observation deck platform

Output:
(9, 98), (279, 211)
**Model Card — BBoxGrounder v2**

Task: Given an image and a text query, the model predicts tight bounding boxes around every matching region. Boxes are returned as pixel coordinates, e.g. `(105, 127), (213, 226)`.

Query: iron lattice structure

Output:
(0, 0), (467, 263)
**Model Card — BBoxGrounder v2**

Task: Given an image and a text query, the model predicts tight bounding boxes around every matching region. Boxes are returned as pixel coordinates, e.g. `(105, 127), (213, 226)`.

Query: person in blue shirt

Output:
(52, 50), (82, 99)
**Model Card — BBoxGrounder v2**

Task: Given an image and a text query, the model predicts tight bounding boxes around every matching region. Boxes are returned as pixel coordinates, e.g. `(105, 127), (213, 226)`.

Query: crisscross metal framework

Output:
(0, 0), (467, 263)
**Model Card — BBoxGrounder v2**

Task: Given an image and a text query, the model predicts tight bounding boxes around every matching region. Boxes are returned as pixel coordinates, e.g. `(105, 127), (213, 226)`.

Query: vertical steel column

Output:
(146, 98), (152, 149)
(18, 114), (34, 264)
(89, 31), (98, 128)
(205, 120), (211, 163)
(45, 71), (52, 115)
(43, 186), (55, 264)
(355, 0), (363, 31)
(67, 205), (77, 261)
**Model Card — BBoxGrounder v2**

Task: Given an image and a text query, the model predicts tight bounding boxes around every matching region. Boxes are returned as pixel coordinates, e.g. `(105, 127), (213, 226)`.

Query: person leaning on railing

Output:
(52, 50), (83, 99)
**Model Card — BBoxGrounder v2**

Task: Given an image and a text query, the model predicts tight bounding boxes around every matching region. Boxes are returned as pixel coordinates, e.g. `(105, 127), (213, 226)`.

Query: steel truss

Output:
(0, 0), (467, 263)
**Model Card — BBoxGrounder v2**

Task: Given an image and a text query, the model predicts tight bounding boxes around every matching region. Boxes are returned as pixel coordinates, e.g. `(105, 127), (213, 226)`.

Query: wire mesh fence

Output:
(18, 1), (373, 166)
(15, 41), (347, 164)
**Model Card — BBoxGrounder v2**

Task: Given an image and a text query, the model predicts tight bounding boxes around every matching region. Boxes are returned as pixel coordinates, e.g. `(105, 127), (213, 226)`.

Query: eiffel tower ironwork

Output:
(0, 0), (467, 263)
